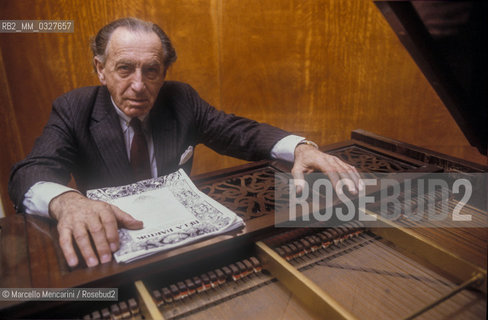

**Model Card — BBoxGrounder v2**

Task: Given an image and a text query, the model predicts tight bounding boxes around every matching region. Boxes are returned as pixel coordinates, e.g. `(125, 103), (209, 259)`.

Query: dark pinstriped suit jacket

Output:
(8, 81), (289, 211)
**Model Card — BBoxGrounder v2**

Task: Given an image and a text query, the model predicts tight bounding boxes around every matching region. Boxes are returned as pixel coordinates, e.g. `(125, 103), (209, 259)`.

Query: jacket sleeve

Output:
(8, 95), (78, 212)
(184, 84), (290, 161)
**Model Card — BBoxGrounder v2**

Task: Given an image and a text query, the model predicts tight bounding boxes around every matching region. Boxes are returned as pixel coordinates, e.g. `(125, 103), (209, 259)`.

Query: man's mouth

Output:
(127, 98), (148, 106)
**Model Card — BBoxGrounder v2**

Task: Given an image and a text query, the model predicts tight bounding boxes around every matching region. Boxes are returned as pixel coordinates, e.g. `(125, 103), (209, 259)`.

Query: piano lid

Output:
(374, 1), (487, 155)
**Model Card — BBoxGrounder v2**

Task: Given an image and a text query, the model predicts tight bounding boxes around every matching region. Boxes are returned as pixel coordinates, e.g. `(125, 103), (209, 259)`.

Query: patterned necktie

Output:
(129, 118), (152, 181)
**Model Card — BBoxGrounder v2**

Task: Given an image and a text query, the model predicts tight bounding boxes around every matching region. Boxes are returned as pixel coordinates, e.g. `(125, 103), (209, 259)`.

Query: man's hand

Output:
(49, 191), (143, 267)
(292, 144), (363, 195)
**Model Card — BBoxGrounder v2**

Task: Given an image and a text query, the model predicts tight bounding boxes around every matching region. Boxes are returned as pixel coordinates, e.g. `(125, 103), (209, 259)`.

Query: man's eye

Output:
(117, 67), (132, 78)
(117, 65), (132, 75)
(145, 67), (160, 79)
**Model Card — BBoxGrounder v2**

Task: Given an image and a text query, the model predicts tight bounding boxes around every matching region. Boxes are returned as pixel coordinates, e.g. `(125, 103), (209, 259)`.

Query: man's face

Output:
(94, 27), (166, 118)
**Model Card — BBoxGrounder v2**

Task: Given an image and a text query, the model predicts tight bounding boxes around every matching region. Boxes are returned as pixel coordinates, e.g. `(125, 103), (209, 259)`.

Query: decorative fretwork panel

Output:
(328, 146), (417, 172)
(198, 146), (419, 221)
(199, 168), (289, 221)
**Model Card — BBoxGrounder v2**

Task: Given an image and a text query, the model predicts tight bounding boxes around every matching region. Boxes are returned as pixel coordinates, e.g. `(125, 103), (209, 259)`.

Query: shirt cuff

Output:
(23, 182), (78, 218)
(270, 135), (305, 163)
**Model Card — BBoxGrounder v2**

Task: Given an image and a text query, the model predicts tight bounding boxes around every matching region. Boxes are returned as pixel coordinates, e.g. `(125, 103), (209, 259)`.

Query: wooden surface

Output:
(351, 129), (488, 173)
(0, 161), (279, 317)
(0, 214), (30, 288)
(374, 1), (487, 155)
(0, 0), (486, 216)
(0, 51), (24, 217)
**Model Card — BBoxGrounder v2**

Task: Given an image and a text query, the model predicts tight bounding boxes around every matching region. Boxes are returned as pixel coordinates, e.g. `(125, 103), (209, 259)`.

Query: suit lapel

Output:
(89, 87), (133, 181)
(150, 100), (178, 176)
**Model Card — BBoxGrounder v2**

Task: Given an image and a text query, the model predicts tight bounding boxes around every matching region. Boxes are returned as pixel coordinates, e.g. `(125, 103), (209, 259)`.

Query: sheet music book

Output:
(87, 169), (244, 263)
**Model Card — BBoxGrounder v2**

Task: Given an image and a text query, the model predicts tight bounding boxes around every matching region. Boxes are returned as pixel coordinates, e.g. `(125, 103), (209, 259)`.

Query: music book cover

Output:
(86, 169), (244, 263)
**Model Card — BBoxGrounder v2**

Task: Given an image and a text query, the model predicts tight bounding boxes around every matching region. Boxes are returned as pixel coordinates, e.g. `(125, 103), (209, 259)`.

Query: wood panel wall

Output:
(0, 0), (485, 216)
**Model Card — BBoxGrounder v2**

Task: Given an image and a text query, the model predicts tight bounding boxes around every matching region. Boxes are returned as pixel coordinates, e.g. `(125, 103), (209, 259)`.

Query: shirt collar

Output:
(110, 96), (149, 131)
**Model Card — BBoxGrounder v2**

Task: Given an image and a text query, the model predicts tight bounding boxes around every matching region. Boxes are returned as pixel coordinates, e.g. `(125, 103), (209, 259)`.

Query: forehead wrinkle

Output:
(113, 56), (162, 66)
(109, 45), (163, 63)
(105, 27), (164, 64)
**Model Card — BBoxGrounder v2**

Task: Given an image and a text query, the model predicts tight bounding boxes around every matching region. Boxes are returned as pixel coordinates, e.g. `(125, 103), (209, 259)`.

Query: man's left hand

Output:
(291, 144), (363, 195)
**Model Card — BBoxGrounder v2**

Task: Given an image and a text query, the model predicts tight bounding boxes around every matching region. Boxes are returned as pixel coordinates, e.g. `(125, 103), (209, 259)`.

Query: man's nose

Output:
(130, 69), (145, 92)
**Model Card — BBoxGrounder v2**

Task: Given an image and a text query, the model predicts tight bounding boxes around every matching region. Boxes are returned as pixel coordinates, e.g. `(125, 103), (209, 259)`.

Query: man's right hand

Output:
(48, 191), (143, 267)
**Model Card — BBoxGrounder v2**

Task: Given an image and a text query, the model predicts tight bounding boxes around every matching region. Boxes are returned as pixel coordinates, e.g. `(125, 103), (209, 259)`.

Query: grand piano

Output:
(1, 1), (487, 319)
(1, 128), (486, 319)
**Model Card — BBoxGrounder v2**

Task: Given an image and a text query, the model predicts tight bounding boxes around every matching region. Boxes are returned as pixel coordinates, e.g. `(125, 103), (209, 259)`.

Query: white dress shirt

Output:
(23, 100), (304, 217)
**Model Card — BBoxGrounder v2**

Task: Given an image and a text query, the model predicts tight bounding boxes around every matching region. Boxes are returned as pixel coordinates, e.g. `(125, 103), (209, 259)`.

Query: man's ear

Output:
(93, 57), (106, 85)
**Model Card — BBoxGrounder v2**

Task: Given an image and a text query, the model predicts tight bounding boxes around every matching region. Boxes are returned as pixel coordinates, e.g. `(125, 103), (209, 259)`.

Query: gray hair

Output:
(90, 17), (177, 72)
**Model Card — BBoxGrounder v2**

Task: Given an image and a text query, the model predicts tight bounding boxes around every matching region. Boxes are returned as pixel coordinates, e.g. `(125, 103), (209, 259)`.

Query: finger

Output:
(332, 158), (358, 194)
(349, 166), (364, 191)
(112, 205), (143, 230)
(58, 227), (78, 267)
(87, 219), (112, 264)
(338, 172), (357, 195)
(72, 226), (99, 267)
(327, 170), (343, 196)
(291, 167), (306, 195)
(312, 157), (343, 196)
(345, 163), (362, 191)
(342, 162), (364, 191)
(345, 170), (363, 194)
(338, 174), (356, 194)
(99, 209), (119, 252)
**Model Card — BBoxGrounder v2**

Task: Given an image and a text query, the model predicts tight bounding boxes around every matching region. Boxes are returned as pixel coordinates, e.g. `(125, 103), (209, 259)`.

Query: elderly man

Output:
(9, 18), (361, 268)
